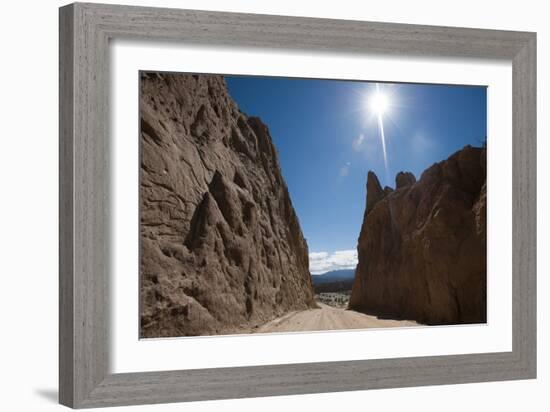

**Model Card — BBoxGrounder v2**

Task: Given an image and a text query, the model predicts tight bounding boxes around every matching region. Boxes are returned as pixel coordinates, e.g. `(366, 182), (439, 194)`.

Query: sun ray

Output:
(377, 109), (388, 172)
(373, 83), (389, 176)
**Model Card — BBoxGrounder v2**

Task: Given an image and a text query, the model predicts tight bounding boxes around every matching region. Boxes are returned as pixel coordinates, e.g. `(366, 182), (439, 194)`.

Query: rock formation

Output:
(139, 73), (316, 338)
(349, 146), (487, 325)
(395, 171), (416, 189)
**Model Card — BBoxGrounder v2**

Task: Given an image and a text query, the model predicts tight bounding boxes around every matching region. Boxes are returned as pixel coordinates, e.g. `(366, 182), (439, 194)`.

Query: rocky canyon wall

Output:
(139, 73), (316, 338)
(349, 146), (487, 325)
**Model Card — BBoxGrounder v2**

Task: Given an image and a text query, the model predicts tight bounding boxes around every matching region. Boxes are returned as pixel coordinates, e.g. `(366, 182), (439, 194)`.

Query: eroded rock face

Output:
(140, 73), (316, 337)
(349, 146), (487, 325)
(395, 171), (416, 189)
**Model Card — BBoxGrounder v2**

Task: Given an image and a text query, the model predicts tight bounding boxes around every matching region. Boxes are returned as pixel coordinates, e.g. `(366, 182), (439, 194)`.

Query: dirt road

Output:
(254, 303), (418, 333)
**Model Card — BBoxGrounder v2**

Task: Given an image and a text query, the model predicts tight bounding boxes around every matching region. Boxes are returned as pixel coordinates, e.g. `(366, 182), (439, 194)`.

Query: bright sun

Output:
(370, 91), (389, 115)
(364, 84), (392, 174)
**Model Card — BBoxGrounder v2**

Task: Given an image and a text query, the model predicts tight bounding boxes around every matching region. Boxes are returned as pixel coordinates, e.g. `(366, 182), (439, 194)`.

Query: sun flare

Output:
(370, 90), (390, 115)
(366, 84), (391, 174)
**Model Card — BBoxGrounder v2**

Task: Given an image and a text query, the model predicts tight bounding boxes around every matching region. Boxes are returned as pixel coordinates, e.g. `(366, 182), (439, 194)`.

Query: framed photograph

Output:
(59, 2), (536, 408)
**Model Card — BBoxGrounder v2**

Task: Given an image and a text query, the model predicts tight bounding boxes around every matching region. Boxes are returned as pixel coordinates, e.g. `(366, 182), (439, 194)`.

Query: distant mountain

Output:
(311, 269), (355, 293)
(311, 269), (355, 285)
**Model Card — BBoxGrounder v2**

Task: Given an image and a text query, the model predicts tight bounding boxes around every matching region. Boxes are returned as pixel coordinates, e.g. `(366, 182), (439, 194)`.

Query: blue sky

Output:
(225, 76), (486, 274)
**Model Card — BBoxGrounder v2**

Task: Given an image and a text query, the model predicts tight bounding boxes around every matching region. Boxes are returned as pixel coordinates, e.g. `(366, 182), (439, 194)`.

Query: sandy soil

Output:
(254, 303), (418, 333)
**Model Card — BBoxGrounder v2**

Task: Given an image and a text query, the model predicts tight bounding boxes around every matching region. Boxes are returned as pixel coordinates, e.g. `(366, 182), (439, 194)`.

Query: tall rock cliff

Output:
(140, 73), (316, 338)
(349, 146), (487, 325)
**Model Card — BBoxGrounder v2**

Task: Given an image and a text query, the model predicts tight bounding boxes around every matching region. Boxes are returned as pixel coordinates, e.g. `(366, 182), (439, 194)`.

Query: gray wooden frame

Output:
(59, 2), (536, 408)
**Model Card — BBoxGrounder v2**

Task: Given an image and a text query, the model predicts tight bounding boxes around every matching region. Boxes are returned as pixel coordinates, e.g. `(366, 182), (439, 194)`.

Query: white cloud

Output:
(309, 249), (358, 275)
(411, 132), (435, 154)
(309, 251), (328, 260)
(339, 163), (350, 177)
(352, 133), (365, 151)
(352, 132), (380, 164)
